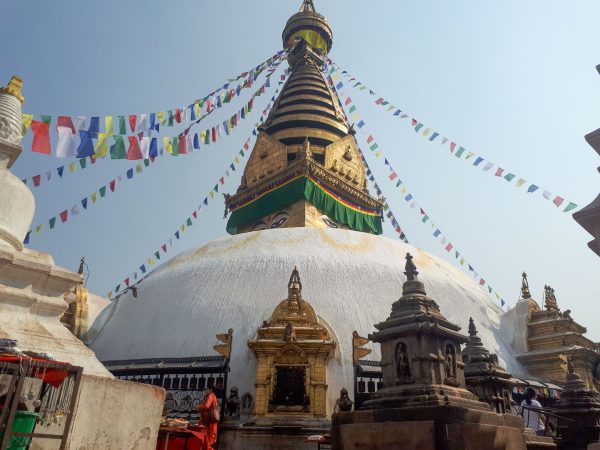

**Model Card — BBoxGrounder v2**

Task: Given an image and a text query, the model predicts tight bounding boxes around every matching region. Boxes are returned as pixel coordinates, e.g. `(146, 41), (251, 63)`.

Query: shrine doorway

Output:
(273, 366), (306, 407)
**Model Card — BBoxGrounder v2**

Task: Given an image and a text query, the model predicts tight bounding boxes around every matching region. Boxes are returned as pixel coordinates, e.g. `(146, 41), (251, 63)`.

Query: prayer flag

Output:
(149, 138), (158, 158)
(542, 190), (552, 200)
(127, 136), (143, 160)
(110, 136), (127, 159)
(99, 186), (107, 197)
(483, 162), (494, 171)
(74, 117), (86, 133)
(128, 115), (137, 132)
(140, 137), (150, 159)
(455, 147), (466, 158)
(49, 217), (56, 229)
(32, 175), (41, 187)
(88, 117), (100, 138)
(163, 136), (173, 154)
(450, 142), (457, 153)
(553, 196), (565, 207)
(105, 116), (114, 135)
(495, 168), (504, 177)
(563, 202), (577, 212)
(445, 243), (454, 252)
(127, 168), (134, 179)
(57, 166), (64, 177)
(527, 184), (539, 193)
(109, 179), (116, 192)
(429, 132), (439, 142)
(81, 198), (88, 209)
(137, 114), (148, 132)
(118, 116), (127, 134)
(177, 136), (188, 154)
(76, 130), (95, 158)
(22, 114), (33, 133)
(79, 158), (87, 169)
(414, 123), (424, 133)
(57, 116), (76, 133)
(504, 173), (516, 182)
(56, 126), (76, 158)
(31, 120), (51, 154)
(516, 178), (527, 188)
(479, 278), (486, 286)
(95, 132), (109, 158)
(59, 209), (68, 223)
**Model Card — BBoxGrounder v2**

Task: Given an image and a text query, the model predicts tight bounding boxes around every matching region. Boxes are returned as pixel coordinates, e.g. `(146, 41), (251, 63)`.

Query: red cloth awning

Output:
(0, 355), (70, 388)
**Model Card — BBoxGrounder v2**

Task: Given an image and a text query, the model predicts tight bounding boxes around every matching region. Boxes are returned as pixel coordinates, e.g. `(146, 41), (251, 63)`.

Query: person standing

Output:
(520, 387), (545, 435)
(198, 385), (219, 448)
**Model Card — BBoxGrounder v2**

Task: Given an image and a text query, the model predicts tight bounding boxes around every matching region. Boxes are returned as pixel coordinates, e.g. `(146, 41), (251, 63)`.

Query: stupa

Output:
(0, 76), (164, 449)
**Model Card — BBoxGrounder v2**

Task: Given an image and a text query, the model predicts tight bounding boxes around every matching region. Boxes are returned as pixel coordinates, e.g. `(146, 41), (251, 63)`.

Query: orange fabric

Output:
(197, 392), (218, 445)
(156, 427), (208, 450)
(0, 355), (69, 388)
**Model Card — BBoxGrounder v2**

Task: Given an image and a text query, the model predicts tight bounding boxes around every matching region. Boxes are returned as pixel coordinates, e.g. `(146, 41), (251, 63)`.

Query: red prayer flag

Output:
(59, 209), (68, 223)
(495, 168), (504, 177)
(445, 243), (454, 252)
(553, 196), (565, 207)
(411, 119), (417, 126)
(344, 97), (352, 106)
(90, 155), (96, 164)
(450, 142), (457, 153)
(244, 142), (249, 150)
(220, 177), (225, 185)
(367, 135), (374, 144)
(211, 127), (217, 142)
(109, 179), (116, 192)
(32, 175), (41, 187)
(31, 120), (52, 154)
(127, 136), (143, 160)
(375, 97), (384, 105)
(57, 116), (76, 134)
(124, 278), (130, 287)
(129, 115), (137, 132)
(161, 244), (167, 253)
(192, 211), (198, 219)
(388, 172), (398, 181)
(479, 278), (486, 286)
(177, 136), (188, 154)
(175, 108), (182, 123)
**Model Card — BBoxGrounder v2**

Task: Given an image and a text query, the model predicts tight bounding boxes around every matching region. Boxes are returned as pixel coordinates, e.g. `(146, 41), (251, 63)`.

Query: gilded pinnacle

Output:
(0, 76), (25, 104)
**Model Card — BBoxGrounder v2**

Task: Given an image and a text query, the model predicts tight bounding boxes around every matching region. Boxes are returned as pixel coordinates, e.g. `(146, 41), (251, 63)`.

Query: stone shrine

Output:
(331, 254), (535, 450)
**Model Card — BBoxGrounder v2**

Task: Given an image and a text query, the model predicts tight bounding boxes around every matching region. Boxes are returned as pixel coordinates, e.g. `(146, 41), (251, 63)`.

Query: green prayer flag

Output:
(369, 143), (378, 151)
(563, 202), (578, 212)
(172, 136), (179, 156)
(168, 110), (174, 126)
(504, 173), (516, 182)
(110, 136), (126, 159)
(186, 218), (193, 227)
(79, 158), (87, 169)
(154, 251), (160, 260)
(239, 149), (244, 156)
(49, 217), (56, 229)
(144, 158), (150, 167)
(455, 147), (466, 158)
(99, 186), (107, 197)
(118, 116), (126, 134)
(41, 115), (52, 125)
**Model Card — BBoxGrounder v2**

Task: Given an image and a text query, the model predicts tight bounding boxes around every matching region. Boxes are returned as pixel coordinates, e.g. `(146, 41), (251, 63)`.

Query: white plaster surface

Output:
(89, 227), (524, 413)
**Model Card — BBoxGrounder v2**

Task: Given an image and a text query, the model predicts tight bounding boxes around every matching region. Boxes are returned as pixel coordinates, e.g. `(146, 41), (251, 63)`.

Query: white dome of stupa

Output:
(88, 227), (521, 412)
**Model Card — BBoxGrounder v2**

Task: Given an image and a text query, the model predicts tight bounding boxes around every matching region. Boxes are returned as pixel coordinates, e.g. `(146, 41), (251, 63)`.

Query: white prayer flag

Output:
(56, 127), (76, 158)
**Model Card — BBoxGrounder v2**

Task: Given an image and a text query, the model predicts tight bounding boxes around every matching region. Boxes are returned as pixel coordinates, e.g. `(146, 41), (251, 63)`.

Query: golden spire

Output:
(544, 285), (559, 312)
(521, 271), (531, 299)
(0, 76), (24, 104)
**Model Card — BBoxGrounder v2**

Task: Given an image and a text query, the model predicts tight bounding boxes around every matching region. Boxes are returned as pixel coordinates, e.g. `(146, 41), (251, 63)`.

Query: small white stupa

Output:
(0, 76), (165, 450)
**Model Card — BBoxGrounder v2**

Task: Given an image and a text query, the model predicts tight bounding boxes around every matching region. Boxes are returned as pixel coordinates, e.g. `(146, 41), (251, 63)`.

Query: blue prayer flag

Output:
(140, 264), (146, 274)
(336, 82), (344, 89)
(57, 166), (65, 178)
(356, 120), (365, 128)
(433, 229), (441, 237)
(81, 198), (88, 210)
(473, 157), (484, 166)
(193, 134), (200, 149)
(150, 113), (156, 129)
(88, 117), (100, 138)
(429, 132), (439, 142)
(393, 109), (402, 116)
(203, 198), (208, 205)
(501, 299), (506, 306)
(76, 130), (95, 158)
(126, 168), (134, 179)
(24, 231), (30, 245)
(149, 138), (158, 158)
(175, 231), (180, 239)
(404, 194), (413, 202)
(527, 185), (539, 193)
(468, 265), (474, 272)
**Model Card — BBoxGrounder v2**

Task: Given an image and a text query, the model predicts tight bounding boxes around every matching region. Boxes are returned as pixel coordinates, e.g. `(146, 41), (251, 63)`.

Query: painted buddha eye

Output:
(270, 213), (289, 229)
(321, 215), (339, 228)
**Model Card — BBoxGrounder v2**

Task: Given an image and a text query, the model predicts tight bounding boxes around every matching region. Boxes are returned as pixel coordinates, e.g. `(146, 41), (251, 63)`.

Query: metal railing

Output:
(520, 405), (574, 439)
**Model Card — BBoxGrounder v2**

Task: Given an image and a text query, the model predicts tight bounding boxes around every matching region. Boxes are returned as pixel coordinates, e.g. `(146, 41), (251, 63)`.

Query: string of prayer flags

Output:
(22, 155), (100, 189)
(328, 61), (579, 215)
(104, 133), (255, 301)
(330, 74), (507, 309)
(24, 157), (157, 244)
(21, 50), (288, 158)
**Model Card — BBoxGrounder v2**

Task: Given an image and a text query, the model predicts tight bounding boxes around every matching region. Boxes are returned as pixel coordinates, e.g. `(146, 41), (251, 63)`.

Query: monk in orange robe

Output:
(198, 385), (219, 448)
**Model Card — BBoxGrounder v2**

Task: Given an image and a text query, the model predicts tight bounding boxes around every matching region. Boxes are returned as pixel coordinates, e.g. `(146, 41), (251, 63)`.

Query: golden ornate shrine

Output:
(61, 257), (89, 340)
(248, 267), (335, 417)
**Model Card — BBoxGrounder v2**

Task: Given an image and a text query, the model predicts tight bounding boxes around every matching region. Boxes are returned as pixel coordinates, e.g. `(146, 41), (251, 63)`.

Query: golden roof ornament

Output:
(0, 76), (25, 104)
(544, 284), (560, 312)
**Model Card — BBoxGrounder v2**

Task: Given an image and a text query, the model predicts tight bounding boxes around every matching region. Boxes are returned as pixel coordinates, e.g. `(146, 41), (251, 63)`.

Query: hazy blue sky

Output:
(2, 1), (599, 338)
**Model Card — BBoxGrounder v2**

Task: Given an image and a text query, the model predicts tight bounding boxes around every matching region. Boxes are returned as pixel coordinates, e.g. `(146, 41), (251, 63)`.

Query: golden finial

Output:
(521, 271), (531, 299)
(0, 76), (25, 104)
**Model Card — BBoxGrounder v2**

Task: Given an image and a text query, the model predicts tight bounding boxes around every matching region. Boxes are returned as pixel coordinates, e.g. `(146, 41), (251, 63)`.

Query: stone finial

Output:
(77, 257), (86, 276)
(468, 317), (477, 337)
(288, 266), (302, 296)
(404, 253), (418, 281)
(299, 0), (316, 12)
(0, 76), (24, 104)
(521, 271), (531, 299)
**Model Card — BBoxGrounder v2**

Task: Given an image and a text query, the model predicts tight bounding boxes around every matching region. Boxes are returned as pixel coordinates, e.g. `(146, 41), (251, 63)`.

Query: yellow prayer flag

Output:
(147, 258), (155, 266)
(400, 186), (407, 194)
(69, 162), (77, 173)
(163, 136), (173, 154)
(180, 224), (186, 232)
(34, 224), (44, 233)
(194, 102), (201, 118)
(465, 152), (474, 160)
(91, 192), (98, 204)
(516, 178), (527, 188)
(200, 131), (207, 142)
(234, 156), (240, 164)
(422, 128), (431, 138)
(104, 116), (114, 135)
(209, 191), (215, 199)
(157, 111), (165, 125)
(95, 132), (109, 158)
(459, 258), (465, 265)
(136, 163), (143, 173)
(21, 114), (34, 133)
(374, 151), (383, 158)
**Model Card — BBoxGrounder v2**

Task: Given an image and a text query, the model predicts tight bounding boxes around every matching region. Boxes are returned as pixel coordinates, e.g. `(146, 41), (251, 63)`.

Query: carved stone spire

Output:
(521, 271), (531, 299)
(299, 0), (316, 12)
(463, 317), (491, 362)
(404, 253), (418, 281)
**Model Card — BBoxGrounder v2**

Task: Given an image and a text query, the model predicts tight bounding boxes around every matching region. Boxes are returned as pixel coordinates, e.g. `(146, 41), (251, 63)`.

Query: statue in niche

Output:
(241, 392), (253, 414)
(226, 386), (241, 418)
(395, 342), (412, 380)
(445, 344), (456, 379)
(284, 321), (297, 343)
(333, 388), (354, 413)
(343, 146), (353, 161)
